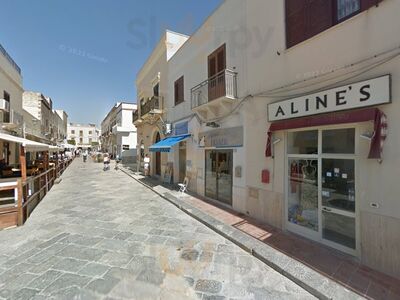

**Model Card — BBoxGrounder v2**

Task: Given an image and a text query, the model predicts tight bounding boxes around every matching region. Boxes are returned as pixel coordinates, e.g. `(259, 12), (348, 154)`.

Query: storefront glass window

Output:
(322, 159), (355, 213)
(322, 128), (355, 154)
(288, 130), (318, 154)
(288, 159), (319, 231)
(287, 127), (357, 252)
(323, 211), (356, 249)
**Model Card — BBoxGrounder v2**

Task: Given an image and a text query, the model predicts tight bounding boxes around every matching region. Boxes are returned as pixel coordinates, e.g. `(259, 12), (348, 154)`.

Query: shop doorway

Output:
(179, 141), (186, 183)
(205, 150), (233, 205)
(155, 132), (161, 176)
(286, 127), (357, 254)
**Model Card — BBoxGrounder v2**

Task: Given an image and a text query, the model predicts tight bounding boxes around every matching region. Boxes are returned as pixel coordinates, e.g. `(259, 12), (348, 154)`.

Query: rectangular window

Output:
(153, 83), (159, 97)
(89, 131), (92, 135)
(174, 76), (184, 105)
(337, 0), (361, 21)
(288, 130), (318, 155)
(3, 91), (10, 123)
(322, 128), (355, 154)
(71, 130), (75, 134)
(89, 138), (92, 143)
(286, 0), (381, 48)
(79, 130), (83, 136)
(79, 138), (83, 144)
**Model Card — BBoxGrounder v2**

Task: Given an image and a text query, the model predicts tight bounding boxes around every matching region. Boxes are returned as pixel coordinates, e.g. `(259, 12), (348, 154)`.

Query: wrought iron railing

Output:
(132, 110), (139, 123)
(0, 44), (21, 75)
(140, 96), (161, 117)
(191, 69), (238, 109)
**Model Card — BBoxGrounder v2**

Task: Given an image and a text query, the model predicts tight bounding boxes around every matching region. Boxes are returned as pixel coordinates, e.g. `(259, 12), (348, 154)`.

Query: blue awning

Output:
(149, 134), (191, 153)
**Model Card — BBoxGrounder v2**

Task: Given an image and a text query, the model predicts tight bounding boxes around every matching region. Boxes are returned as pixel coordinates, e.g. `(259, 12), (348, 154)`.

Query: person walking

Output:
(103, 153), (110, 171)
(144, 154), (150, 176)
(82, 150), (88, 162)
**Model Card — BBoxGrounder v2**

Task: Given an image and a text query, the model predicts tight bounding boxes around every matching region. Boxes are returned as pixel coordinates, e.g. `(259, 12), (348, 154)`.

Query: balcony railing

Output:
(191, 69), (237, 109)
(140, 96), (161, 117)
(133, 110), (139, 123)
(0, 44), (22, 75)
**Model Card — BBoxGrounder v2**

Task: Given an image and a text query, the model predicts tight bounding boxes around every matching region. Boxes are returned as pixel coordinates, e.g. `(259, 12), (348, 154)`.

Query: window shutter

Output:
(174, 81), (179, 105)
(286, 0), (308, 48)
(307, 0), (333, 37)
(361, 0), (382, 11)
(175, 76), (184, 105)
(179, 77), (184, 102)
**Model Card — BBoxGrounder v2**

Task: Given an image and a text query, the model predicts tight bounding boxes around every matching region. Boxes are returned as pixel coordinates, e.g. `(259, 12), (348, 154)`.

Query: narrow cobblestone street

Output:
(0, 160), (316, 299)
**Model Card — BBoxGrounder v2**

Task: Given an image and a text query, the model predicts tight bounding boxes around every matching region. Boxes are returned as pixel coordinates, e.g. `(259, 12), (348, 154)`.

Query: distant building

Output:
(67, 123), (100, 150)
(101, 102), (137, 162)
(23, 92), (69, 145)
(54, 110), (68, 143)
(0, 43), (24, 165)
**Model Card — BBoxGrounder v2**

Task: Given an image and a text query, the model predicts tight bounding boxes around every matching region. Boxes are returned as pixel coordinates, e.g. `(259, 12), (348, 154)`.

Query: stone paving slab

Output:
(0, 160), (317, 299)
(120, 165), (365, 300)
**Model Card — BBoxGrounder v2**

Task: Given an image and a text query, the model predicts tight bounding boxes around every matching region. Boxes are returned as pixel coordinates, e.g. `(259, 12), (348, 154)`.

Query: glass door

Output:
(205, 150), (217, 200)
(321, 128), (356, 250)
(205, 150), (233, 205)
(287, 127), (357, 253)
(216, 151), (233, 205)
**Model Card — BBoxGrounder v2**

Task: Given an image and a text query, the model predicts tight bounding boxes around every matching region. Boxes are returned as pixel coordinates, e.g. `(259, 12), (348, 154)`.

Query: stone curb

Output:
(119, 166), (364, 300)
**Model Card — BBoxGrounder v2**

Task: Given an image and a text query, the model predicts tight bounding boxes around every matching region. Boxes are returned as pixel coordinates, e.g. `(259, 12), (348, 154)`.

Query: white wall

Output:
(159, 0), (400, 276)
(0, 46), (23, 119)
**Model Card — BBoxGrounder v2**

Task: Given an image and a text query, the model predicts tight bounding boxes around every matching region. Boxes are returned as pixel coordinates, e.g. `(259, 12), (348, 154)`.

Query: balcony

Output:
(140, 96), (162, 119)
(112, 122), (136, 134)
(191, 69), (238, 121)
(132, 110), (139, 124)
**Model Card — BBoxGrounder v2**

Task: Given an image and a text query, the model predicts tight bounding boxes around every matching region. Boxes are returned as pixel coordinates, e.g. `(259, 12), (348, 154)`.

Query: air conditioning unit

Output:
(0, 99), (10, 112)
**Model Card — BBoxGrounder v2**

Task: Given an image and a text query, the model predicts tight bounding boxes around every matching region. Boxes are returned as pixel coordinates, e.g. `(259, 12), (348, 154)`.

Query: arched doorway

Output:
(155, 132), (161, 176)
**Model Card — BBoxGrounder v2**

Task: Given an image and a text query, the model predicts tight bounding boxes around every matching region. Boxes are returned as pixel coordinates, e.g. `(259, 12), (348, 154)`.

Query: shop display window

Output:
(287, 127), (357, 252)
(322, 128), (355, 154)
(288, 130), (318, 155)
(288, 159), (319, 231)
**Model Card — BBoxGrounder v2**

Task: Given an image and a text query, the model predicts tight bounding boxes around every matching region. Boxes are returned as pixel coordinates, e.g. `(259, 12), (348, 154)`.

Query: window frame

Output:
(334, 0), (362, 23)
(174, 76), (184, 106)
(285, 0), (379, 49)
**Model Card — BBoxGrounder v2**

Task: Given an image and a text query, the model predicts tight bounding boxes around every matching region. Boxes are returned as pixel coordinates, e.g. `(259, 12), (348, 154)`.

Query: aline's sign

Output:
(268, 75), (391, 122)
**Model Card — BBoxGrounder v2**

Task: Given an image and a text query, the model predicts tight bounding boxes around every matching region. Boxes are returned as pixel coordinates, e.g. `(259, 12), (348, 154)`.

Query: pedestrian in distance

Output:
(82, 150), (88, 162)
(115, 154), (121, 170)
(144, 154), (150, 176)
(103, 153), (110, 171)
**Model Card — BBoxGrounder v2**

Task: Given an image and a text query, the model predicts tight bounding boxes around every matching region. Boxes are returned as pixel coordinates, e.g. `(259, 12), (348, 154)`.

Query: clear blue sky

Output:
(0, 0), (222, 125)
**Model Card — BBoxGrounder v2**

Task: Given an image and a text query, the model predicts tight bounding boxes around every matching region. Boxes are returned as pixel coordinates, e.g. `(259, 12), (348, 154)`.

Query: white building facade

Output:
(0, 43), (25, 165)
(101, 102), (137, 162)
(67, 123), (100, 150)
(135, 30), (188, 177)
(144, 0), (400, 279)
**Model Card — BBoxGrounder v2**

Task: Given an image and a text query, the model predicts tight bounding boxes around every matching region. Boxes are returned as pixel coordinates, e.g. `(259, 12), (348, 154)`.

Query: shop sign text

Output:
(268, 75), (391, 122)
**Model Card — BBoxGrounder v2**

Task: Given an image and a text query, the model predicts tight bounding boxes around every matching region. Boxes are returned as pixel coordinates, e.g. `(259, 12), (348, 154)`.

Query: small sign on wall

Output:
(235, 166), (242, 178)
(261, 169), (270, 184)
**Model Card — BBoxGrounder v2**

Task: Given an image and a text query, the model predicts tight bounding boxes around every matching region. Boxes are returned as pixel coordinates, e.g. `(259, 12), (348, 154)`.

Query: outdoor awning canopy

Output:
(265, 108), (387, 159)
(149, 134), (191, 153)
(0, 132), (50, 152)
(49, 145), (63, 152)
(61, 143), (76, 149)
